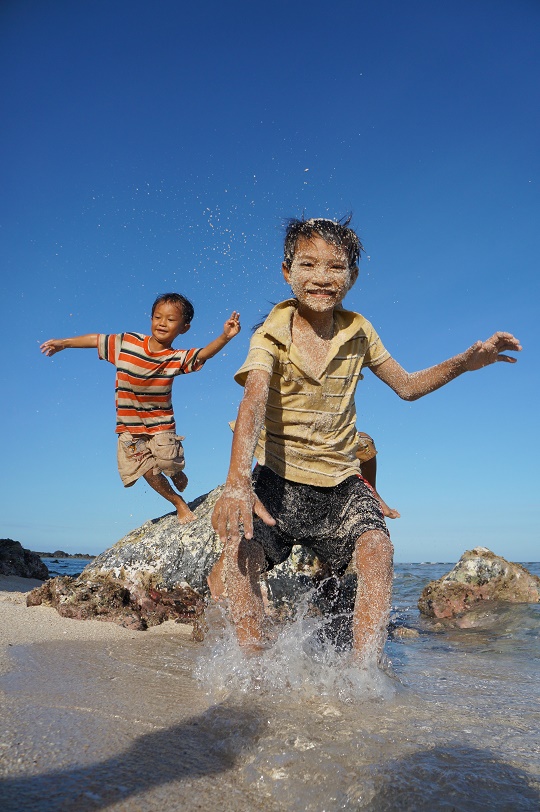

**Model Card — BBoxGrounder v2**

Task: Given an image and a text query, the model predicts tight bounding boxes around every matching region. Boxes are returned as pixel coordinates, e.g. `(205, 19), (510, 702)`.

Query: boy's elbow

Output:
(378, 366), (421, 401)
(392, 383), (415, 401)
(400, 390), (421, 402)
(393, 374), (422, 401)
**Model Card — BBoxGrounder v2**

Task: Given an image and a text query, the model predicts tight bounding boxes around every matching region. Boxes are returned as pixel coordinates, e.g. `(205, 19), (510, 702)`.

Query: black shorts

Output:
(251, 465), (389, 577)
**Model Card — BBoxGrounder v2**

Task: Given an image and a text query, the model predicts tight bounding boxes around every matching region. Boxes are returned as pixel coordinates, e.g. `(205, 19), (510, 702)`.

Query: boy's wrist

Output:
(459, 347), (475, 372)
(225, 472), (252, 490)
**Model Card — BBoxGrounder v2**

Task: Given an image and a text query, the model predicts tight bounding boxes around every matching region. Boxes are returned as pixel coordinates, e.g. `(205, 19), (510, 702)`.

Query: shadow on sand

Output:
(0, 701), (264, 811)
(348, 744), (540, 811)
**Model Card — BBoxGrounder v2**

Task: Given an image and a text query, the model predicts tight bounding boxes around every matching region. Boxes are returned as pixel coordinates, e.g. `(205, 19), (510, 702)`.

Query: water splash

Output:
(194, 597), (400, 704)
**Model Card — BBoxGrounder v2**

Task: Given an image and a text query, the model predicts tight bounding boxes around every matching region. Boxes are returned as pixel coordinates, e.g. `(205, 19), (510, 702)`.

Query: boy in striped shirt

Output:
(211, 217), (521, 664)
(41, 293), (240, 523)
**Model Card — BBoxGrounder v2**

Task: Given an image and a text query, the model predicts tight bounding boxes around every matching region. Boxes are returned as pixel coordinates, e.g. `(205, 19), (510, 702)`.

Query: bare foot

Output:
(379, 498), (400, 519)
(177, 509), (197, 524)
(176, 500), (197, 524)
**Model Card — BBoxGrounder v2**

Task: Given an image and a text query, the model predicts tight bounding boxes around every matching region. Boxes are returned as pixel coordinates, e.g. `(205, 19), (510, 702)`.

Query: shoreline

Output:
(36, 553), (96, 560)
(1, 574), (539, 811)
(0, 575), (272, 811)
(0, 575), (194, 677)
(0, 575), (192, 652)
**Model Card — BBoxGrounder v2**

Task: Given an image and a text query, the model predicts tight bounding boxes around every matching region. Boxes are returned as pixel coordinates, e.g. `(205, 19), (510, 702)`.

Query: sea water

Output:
(3, 562), (538, 810)
(191, 562), (540, 809)
(40, 557), (94, 578)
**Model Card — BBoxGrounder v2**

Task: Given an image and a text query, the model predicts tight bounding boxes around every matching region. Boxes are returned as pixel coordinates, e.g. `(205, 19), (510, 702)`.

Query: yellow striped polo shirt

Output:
(234, 300), (390, 487)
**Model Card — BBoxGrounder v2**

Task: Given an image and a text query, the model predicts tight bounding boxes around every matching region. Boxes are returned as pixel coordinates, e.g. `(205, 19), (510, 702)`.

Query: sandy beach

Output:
(2, 573), (539, 812)
(0, 576), (163, 661)
(0, 576), (275, 812)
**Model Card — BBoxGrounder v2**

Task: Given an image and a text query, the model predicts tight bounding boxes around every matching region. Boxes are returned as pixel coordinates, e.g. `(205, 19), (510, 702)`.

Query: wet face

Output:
(282, 235), (357, 313)
(151, 302), (190, 348)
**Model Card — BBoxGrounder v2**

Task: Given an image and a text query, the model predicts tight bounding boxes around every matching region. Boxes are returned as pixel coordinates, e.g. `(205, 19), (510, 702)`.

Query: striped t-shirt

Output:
(234, 300), (390, 487)
(98, 333), (204, 435)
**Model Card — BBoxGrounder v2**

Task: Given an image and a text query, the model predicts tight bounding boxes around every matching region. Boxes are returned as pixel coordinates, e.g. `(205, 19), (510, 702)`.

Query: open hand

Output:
(40, 339), (65, 357)
(212, 482), (275, 546)
(464, 332), (522, 371)
(223, 311), (241, 340)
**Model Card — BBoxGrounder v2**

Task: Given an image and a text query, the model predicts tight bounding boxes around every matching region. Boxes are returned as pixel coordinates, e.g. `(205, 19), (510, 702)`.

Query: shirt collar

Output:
(261, 299), (367, 353)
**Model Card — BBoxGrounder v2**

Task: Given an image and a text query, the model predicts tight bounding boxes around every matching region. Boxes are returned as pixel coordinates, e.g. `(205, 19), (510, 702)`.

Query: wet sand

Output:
(0, 576), (275, 812)
(2, 575), (539, 812)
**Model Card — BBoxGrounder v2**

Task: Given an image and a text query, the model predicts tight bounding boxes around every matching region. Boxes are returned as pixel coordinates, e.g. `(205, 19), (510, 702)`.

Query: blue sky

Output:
(1, 0), (538, 562)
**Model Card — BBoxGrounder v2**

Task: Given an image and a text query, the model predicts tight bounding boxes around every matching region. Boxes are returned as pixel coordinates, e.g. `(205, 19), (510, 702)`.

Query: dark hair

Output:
(151, 293), (194, 323)
(283, 215), (364, 271)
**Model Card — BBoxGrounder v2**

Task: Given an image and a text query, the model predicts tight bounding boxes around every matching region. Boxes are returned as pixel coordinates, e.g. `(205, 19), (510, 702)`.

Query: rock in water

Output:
(27, 488), (225, 634)
(418, 547), (540, 619)
(26, 487), (421, 642)
(0, 538), (49, 580)
(26, 486), (336, 634)
(85, 487), (225, 595)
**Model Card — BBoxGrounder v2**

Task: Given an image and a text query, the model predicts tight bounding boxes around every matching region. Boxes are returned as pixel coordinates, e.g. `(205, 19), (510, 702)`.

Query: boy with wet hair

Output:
(41, 294), (240, 523)
(283, 216), (362, 273)
(211, 216), (521, 664)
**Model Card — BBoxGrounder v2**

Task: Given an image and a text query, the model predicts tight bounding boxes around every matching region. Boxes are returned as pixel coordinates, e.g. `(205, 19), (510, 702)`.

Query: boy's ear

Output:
(348, 265), (359, 289)
(180, 322), (191, 334)
(282, 262), (291, 285)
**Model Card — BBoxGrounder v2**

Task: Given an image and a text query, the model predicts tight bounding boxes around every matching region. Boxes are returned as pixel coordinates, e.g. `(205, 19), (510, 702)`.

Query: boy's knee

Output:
(355, 530), (393, 563)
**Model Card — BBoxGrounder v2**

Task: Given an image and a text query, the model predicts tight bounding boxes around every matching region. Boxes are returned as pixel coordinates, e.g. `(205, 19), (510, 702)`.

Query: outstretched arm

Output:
(40, 334), (98, 357)
(372, 331), (521, 401)
(212, 368), (276, 544)
(197, 311), (241, 362)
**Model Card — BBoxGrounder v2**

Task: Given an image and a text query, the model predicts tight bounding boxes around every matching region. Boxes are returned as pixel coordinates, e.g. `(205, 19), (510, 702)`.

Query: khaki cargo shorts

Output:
(117, 431), (185, 487)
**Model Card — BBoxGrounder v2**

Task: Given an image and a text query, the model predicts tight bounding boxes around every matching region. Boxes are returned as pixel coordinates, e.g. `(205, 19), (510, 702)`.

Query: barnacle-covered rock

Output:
(418, 547), (540, 619)
(84, 487), (225, 594)
(26, 486), (328, 635)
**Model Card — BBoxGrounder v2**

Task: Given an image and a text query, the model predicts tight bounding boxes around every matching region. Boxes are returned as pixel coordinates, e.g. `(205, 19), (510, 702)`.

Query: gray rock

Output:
(0, 539), (49, 580)
(27, 487), (342, 633)
(84, 486), (335, 604)
(84, 486), (225, 593)
(418, 546), (540, 619)
(24, 487), (420, 644)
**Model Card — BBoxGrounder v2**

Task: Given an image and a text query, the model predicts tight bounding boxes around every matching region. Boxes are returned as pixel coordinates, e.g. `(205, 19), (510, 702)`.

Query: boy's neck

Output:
(294, 303), (335, 340)
(148, 336), (173, 352)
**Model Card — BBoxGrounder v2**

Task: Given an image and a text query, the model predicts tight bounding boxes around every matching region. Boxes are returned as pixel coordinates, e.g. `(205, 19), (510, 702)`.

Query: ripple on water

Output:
(189, 567), (539, 810)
